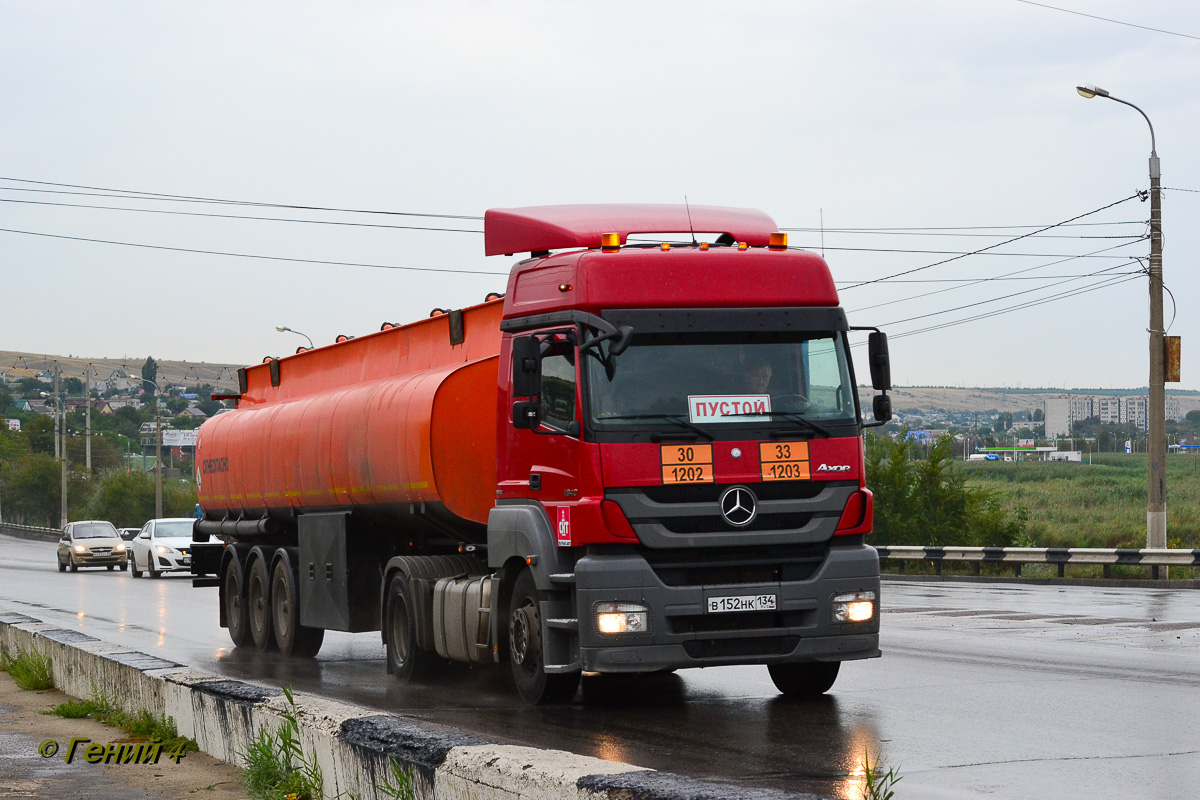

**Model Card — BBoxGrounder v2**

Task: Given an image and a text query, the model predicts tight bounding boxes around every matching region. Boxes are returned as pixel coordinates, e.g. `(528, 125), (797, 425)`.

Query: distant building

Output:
(1044, 397), (1092, 438)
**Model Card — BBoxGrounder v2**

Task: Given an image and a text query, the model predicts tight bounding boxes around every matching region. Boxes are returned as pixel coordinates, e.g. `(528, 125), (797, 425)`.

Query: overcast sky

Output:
(3, 1), (1198, 390)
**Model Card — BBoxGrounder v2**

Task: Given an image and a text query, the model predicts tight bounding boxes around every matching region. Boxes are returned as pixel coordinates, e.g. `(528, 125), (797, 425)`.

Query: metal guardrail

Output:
(0, 522), (61, 540)
(876, 545), (1200, 579)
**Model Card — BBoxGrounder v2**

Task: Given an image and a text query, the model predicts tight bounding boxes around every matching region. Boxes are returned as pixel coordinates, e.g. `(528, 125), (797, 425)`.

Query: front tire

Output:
(271, 553), (324, 658)
(385, 571), (435, 682)
(131, 552), (143, 578)
(69, 560), (78, 573)
(246, 550), (276, 651)
(508, 568), (579, 705)
(58, 559), (66, 573)
(768, 661), (840, 696)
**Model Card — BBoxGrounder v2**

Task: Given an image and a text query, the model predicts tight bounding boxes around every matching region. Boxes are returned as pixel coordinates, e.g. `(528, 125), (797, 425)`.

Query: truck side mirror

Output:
(511, 336), (541, 397)
(873, 394), (892, 424)
(868, 331), (891, 391)
(610, 325), (634, 356)
(512, 400), (541, 429)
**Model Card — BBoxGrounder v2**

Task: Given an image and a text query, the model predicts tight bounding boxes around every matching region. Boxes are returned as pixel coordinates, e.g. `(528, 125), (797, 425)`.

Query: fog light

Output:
(833, 591), (876, 623)
(594, 602), (648, 634)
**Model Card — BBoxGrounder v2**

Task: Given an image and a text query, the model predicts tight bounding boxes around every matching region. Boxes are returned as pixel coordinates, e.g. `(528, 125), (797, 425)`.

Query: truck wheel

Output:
(508, 568), (580, 705)
(271, 554), (324, 658)
(385, 571), (435, 682)
(246, 551), (276, 651)
(768, 661), (840, 696)
(222, 552), (250, 648)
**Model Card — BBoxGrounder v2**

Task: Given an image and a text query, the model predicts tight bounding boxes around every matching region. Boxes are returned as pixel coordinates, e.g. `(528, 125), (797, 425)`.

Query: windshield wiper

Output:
(740, 412), (831, 439)
(600, 413), (714, 441)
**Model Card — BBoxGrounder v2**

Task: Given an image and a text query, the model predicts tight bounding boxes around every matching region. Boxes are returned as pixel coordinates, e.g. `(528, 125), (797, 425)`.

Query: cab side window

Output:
(539, 347), (577, 433)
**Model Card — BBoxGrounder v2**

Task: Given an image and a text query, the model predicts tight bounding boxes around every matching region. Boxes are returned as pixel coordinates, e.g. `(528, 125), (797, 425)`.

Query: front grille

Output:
(660, 512), (812, 535)
(683, 636), (798, 659)
(640, 482), (828, 504)
(642, 543), (827, 587)
(668, 611), (814, 634)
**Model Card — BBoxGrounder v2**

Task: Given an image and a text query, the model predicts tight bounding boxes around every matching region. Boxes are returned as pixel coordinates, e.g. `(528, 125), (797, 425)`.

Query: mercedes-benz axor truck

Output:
(191, 204), (893, 704)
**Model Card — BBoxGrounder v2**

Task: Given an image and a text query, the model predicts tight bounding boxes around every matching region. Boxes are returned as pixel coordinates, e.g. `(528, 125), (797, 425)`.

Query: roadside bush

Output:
(865, 432), (1027, 547)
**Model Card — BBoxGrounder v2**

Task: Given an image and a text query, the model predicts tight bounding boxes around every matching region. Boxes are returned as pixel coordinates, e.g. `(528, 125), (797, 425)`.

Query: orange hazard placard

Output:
(661, 444), (713, 484)
(759, 442), (810, 482)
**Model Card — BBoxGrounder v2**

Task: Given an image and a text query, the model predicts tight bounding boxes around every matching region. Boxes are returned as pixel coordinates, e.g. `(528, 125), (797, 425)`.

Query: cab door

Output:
(502, 329), (584, 544)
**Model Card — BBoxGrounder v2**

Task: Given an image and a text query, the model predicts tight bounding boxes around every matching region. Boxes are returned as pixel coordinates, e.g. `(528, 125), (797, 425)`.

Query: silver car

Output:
(129, 518), (195, 578)
(57, 521), (128, 572)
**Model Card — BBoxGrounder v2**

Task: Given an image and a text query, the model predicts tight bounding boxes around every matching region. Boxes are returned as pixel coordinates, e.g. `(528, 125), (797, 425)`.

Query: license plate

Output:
(707, 594), (777, 613)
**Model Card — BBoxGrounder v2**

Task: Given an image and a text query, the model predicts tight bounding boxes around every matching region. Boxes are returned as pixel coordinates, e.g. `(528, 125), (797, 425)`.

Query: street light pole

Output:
(140, 378), (164, 518)
(276, 326), (314, 350)
(41, 391), (68, 527)
(1076, 84), (1166, 552)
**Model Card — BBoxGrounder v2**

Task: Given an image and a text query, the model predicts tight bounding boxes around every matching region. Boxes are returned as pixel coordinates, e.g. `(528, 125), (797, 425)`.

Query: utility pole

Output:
(85, 364), (93, 471)
(1076, 84), (1166, 558)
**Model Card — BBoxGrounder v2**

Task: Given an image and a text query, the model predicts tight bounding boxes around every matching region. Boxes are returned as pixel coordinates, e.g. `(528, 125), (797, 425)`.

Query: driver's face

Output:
(747, 365), (772, 393)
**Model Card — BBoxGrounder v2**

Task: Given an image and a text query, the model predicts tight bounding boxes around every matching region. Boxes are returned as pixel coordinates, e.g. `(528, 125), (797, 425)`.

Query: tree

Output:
(865, 432), (1026, 548)
(197, 398), (223, 417)
(0, 455), (60, 526)
(141, 357), (158, 387)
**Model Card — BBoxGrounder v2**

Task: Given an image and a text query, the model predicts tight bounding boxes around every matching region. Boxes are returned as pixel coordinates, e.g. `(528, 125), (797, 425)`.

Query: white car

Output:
(129, 518), (195, 578)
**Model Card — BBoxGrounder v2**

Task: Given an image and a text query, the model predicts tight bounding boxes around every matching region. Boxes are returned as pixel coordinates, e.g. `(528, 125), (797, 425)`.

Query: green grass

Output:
(953, 453), (1200, 578)
(961, 453), (1200, 548)
(0, 647), (54, 690)
(50, 688), (197, 754)
(241, 685), (323, 800)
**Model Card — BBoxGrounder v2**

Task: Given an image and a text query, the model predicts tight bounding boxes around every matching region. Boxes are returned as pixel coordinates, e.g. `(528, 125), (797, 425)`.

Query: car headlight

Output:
(832, 591), (876, 623)
(73, 544), (87, 553)
(114, 543), (126, 552)
(594, 602), (649, 635)
(156, 545), (171, 555)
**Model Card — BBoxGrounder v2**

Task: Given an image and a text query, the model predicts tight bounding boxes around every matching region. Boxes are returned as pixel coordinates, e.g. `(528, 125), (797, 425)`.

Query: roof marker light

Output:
(738, 242), (749, 251)
(700, 242), (710, 251)
(558, 283), (572, 292)
(601, 232), (621, 253)
(660, 243), (670, 251)
(769, 232), (788, 250)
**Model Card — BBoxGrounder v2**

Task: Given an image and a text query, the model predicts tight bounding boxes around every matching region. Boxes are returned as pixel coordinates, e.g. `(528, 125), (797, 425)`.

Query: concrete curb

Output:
(0, 608), (831, 800)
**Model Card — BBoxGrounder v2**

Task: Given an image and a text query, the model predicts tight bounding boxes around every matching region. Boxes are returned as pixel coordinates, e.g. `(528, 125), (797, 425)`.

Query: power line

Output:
(835, 272), (1141, 284)
(0, 226), (507, 277)
(789, 243), (1138, 258)
(782, 221), (1143, 231)
(887, 273), (1143, 341)
(875, 260), (1140, 328)
(843, 239), (1143, 310)
(0, 175), (483, 220)
(1012, 0), (1200, 41)
(839, 194), (1140, 291)
(0, 197), (483, 234)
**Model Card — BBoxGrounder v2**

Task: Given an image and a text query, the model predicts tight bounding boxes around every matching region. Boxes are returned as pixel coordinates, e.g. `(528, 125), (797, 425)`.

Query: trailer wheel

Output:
(271, 553), (324, 658)
(246, 549), (276, 652)
(385, 571), (434, 682)
(508, 568), (579, 705)
(222, 552), (250, 648)
(767, 661), (840, 696)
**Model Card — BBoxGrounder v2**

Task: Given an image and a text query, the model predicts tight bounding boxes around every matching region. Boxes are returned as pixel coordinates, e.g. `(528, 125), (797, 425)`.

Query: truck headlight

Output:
(832, 591), (876, 623)
(594, 602), (648, 635)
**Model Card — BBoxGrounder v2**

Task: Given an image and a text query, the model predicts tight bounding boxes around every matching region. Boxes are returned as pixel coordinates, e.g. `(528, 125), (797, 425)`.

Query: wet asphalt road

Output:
(1, 533), (1198, 799)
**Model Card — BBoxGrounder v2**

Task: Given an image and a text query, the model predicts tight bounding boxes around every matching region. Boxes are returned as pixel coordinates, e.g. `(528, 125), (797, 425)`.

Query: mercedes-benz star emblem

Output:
(719, 485), (758, 527)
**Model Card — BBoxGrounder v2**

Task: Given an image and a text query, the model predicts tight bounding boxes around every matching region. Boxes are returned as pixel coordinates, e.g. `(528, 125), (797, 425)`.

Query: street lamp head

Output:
(276, 326), (290, 333)
(39, 391), (50, 398)
(1076, 84), (1109, 99)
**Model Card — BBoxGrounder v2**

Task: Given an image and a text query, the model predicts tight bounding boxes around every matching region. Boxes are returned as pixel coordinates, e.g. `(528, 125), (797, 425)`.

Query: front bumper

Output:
(574, 542), (880, 673)
(153, 551), (192, 572)
(72, 551), (126, 567)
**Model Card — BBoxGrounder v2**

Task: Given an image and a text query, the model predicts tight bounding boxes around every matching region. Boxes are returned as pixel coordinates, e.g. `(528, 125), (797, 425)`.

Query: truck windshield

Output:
(585, 330), (856, 431)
